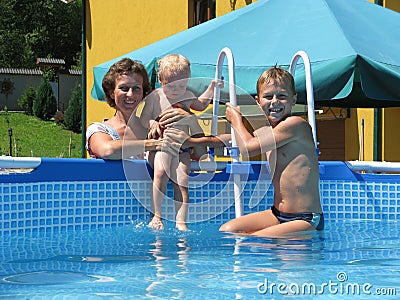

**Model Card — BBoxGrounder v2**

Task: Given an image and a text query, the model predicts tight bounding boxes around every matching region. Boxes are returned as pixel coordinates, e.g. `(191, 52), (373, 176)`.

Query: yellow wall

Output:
(345, 109), (359, 160)
(385, 0), (400, 11)
(383, 108), (400, 161)
(368, 0), (400, 11)
(353, 109), (376, 161)
(86, 0), (190, 129)
(346, 106), (400, 162)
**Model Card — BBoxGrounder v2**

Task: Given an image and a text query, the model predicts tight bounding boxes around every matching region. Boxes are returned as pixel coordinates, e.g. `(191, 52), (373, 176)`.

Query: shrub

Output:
(64, 82), (82, 133)
(18, 86), (37, 115)
(33, 77), (57, 121)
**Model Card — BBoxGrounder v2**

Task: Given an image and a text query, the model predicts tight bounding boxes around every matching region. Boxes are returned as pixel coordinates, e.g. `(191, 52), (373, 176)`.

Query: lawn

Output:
(0, 111), (83, 158)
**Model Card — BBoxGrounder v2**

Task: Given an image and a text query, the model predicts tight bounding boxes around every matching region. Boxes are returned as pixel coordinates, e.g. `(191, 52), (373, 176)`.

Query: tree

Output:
(33, 77), (57, 121)
(64, 82), (82, 133)
(0, 0), (82, 69)
(18, 86), (37, 115)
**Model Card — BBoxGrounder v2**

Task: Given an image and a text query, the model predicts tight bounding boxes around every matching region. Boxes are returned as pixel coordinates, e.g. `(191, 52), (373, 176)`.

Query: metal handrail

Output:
(289, 51), (319, 152)
(210, 47), (242, 218)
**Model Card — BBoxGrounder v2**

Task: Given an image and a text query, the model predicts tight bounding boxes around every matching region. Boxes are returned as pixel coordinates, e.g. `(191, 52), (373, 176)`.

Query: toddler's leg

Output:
(148, 151), (172, 230)
(172, 152), (190, 230)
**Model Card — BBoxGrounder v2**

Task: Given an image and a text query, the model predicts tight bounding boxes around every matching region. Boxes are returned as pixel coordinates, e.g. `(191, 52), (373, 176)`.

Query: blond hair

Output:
(157, 54), (191, 82)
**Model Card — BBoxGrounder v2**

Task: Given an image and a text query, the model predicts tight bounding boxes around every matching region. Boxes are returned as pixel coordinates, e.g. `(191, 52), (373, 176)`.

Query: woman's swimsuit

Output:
(86, 122), (143, 159)
(271, 205), (324, 230)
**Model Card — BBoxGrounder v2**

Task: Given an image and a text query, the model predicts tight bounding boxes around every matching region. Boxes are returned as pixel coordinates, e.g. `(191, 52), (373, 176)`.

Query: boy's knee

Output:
(219, 222), (231, 232)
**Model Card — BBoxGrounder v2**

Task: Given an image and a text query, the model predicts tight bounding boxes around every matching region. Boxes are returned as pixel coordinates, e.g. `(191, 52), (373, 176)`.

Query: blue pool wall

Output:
(1, 158), (400, 235)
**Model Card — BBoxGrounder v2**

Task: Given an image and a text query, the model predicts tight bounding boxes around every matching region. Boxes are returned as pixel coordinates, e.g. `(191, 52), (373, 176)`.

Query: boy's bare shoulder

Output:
(286, 115), (308, 125)
(276, 116), (312, 139)
(277, 115), (309, 130)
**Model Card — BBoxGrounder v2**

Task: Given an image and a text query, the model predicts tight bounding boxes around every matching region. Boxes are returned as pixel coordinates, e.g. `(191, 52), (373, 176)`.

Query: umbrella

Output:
(91, 0), (400, 108)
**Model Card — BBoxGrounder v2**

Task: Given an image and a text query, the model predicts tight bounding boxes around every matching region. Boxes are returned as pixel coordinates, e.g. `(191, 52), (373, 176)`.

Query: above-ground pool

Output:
(0, 158), (399, 299)
(0, 220), (399, 299)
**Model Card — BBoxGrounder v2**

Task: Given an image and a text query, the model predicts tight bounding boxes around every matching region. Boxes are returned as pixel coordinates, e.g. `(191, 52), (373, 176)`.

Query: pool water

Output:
(0, 220), (399, 299)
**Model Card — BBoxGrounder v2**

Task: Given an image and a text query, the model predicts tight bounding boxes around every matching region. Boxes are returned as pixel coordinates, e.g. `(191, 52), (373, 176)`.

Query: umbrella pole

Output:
(211, 47), (242, 218)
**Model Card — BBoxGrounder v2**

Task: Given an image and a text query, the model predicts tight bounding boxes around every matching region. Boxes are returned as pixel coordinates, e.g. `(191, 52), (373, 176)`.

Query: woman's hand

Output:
(158, 128), (183, 156)
(147, 121), (163, 139)
(158, 107), (196, 128)
(164, 128), (208, 161)
(163, 127), (190, 149)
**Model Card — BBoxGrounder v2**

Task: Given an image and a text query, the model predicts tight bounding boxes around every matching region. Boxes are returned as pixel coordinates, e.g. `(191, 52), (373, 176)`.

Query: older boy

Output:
(219, 66), (323, 237)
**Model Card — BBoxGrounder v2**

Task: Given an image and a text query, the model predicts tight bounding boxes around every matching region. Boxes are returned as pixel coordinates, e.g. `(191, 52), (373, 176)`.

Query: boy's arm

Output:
(226, 103), (274, 158)
(185, 134), (230, 149)
(191, 79), (222, 111)
(226, 103), (303, 157)
(164, 128), (231, 160)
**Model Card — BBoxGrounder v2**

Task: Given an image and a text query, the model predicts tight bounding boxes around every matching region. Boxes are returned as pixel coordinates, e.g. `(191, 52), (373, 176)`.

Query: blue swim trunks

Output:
(271, 206), (324, 230)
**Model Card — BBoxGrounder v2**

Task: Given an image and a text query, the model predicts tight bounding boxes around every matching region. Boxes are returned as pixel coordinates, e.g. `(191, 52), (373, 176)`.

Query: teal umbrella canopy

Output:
(92, 0), (400, 108)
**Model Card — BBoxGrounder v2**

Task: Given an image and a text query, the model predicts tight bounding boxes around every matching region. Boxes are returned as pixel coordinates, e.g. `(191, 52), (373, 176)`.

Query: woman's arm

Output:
(88, 132), (162, 160)
(160, 107), (231, 159)
(186, 117), (208, 160)
(164, 128), (230, 154)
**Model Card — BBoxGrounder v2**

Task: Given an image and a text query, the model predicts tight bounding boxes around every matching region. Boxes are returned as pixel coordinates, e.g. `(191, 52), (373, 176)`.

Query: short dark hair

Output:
(102, 58), (151, 107)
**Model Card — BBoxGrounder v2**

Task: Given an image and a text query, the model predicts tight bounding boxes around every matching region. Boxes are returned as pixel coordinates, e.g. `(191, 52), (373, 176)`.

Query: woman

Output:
(86, 57), (200, 159)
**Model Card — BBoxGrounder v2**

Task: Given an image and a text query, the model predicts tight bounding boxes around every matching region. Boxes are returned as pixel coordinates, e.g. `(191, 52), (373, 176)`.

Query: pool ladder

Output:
(210, 48), (319, 218)
(209, 47), (243, 218)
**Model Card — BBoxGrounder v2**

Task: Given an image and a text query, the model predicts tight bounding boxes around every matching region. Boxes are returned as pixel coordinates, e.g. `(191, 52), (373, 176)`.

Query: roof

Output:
(68, 69), (82, 75)
(36, 57), (66, 66)
(0, 68), (43, 75)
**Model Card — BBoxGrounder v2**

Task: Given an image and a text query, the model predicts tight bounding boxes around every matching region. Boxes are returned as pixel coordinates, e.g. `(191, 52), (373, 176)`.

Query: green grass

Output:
(0, 111), (83, 158)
